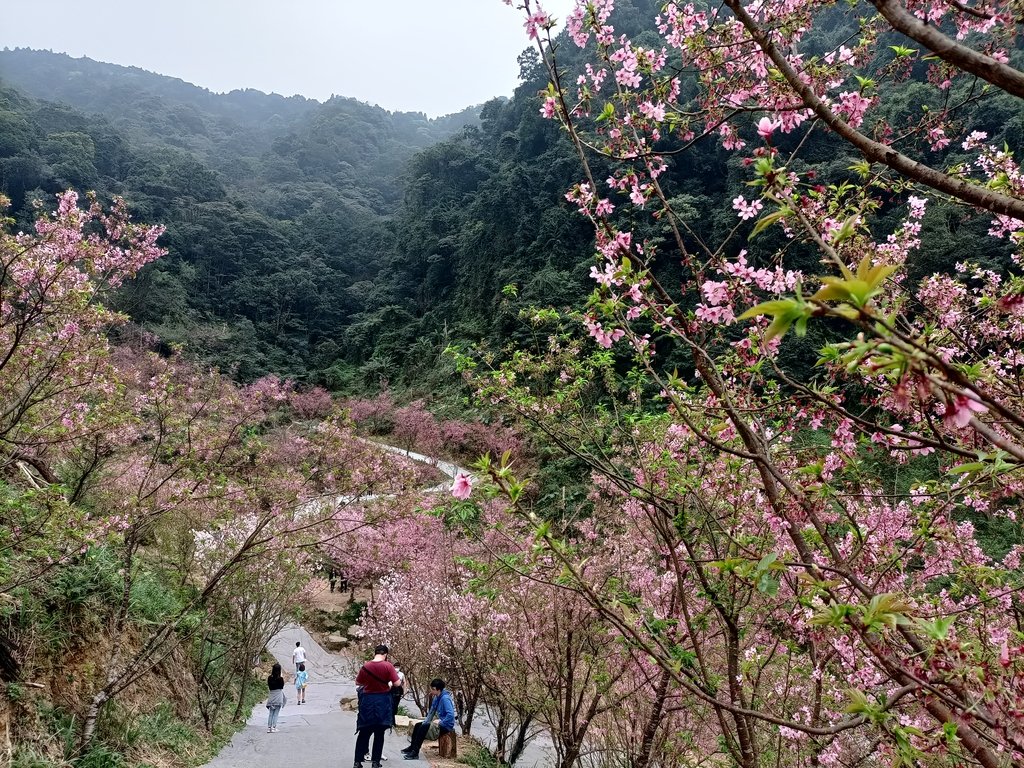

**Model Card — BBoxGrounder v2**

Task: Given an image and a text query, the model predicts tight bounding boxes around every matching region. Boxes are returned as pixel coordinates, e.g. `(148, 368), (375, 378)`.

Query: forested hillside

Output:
(0, 48), (482, 383)
(4, 4), (1021, 394)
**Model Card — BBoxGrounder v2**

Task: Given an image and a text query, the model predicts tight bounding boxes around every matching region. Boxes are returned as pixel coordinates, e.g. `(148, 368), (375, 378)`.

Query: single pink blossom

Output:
(943, 393), (988, 429)
(755, 117), (781, 139)
(451, 472), (473, 500)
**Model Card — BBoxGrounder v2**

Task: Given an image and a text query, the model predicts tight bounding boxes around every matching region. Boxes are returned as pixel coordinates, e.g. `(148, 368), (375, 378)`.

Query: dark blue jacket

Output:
(357, 690), (394, 730)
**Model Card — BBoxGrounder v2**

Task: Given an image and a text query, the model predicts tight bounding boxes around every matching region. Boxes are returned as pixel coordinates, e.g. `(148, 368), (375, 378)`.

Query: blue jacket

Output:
(357, 690), (394, 730)
(427, 689), (456, 731)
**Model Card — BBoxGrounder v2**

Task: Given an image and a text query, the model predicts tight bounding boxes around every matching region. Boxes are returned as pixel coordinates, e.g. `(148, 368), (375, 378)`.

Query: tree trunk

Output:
(78, 690), (108, 754)
(507, 713), (533, 767)
(634, 666), (671, 768)
(461, 684), (480, 736)
(233, 672), (250, 722)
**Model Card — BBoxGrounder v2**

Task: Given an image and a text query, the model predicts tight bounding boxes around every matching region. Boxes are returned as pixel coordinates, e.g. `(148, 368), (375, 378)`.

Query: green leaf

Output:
(748, 207), (791, 239)
(889, 44), (917, 57)
(917, 615), (955, 641)
(831, 215), (859, 245)
(756, 552), (778, 571)
(948, 462), (986, 474)
(848, 160), (872, 179)
(757, 572), (779, 596)
(738, 298), (811, 341)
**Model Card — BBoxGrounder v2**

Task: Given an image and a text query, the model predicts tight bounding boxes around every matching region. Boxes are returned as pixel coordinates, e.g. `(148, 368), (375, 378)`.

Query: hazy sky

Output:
(0, 0), (576, 116)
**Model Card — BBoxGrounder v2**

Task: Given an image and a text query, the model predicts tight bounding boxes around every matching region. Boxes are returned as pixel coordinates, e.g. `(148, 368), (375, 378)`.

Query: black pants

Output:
(355, 726), (387, 767)
(407, 722), (452, 756)
(391, 686), (404, 717)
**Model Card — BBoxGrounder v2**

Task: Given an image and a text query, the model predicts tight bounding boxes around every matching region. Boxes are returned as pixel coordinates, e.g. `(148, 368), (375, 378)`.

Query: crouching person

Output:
(402, 678), (455, 761)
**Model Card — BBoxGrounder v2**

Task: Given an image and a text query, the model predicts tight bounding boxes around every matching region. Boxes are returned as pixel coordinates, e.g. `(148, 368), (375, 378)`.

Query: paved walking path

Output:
(204, 624), (407, 768)
(204, 449), (554, 768)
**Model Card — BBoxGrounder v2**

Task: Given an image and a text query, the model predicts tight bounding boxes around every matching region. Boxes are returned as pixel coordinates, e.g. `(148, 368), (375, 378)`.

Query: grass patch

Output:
(122, 703), (202, 761)
(456, 743), (501, 768)
(11, 745), (70, 768)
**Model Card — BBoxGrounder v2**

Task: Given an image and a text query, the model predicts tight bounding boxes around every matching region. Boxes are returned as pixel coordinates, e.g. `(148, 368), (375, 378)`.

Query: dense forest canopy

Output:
(4, 8), (1020, 392)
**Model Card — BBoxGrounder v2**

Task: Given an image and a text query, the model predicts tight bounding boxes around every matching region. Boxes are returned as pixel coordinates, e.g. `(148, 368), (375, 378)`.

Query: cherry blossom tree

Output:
(467, 1), (1024, 766)
(0, 191), (163, 599)
(0, 192), (444, 752)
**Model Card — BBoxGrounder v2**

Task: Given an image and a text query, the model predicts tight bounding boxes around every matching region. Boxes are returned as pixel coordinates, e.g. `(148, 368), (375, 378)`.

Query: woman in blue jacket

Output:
(402, 678), (456, 760)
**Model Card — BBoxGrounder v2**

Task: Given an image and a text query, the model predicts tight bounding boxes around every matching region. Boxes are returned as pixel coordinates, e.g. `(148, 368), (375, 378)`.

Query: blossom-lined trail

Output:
(201, 625), (379, 768)
(204, 448), (552, 768)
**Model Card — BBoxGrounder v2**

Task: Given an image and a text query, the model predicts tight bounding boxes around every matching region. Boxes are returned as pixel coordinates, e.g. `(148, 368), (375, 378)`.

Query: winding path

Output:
(203, 624), (380, 768)
(203, 447), (554, 768)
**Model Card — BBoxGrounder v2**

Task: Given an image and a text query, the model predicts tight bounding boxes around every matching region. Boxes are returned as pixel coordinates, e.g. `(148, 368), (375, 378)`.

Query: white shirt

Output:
(293, 646), (306, 664)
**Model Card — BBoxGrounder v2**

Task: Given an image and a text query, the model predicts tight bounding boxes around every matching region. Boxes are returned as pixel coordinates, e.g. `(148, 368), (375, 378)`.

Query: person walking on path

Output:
(402, 678), (455, 761)
(266, 663), (286, 733)
(354, 644), (400, 768)
(295, 662), (308, 704)
(292, 641), (307, 673)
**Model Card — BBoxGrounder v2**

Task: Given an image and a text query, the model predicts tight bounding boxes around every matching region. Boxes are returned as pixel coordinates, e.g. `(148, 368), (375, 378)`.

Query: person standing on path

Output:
(402, 678), (455, 761)
(266, 663), (286, 733)
(354, 644), (400, 768)
(292, 641), (307, 673)
(390, 663), (406, 718)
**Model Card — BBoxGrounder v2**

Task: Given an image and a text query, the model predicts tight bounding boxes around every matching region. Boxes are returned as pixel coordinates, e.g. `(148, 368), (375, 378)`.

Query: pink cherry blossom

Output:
(942, 392), (988, 429)
(732, 196), (763, 221)
(451, 471), (473, 500)
(755, 116), (781, 139)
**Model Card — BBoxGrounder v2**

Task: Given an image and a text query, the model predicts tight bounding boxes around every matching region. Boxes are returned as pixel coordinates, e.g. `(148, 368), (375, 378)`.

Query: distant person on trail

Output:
(292, 641), (306, 672)
(295, 662), (308, 704)
(266, 662), (286, 733)
(354, 644), (400, 768)
(391, 662), (406, 718)
(402, 678), (455, 761)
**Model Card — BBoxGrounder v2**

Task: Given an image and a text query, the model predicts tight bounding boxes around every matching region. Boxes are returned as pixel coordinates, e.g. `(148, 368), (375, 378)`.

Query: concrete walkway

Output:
(204, 448), (553, 768)
(204, 624), (409, 768)
(204, 623), (554, 768)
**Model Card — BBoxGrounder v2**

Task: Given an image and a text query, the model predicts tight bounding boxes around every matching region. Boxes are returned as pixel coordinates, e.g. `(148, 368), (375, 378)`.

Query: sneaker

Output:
(267, 727), (273, 733)
(403, 754), (418, 761)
